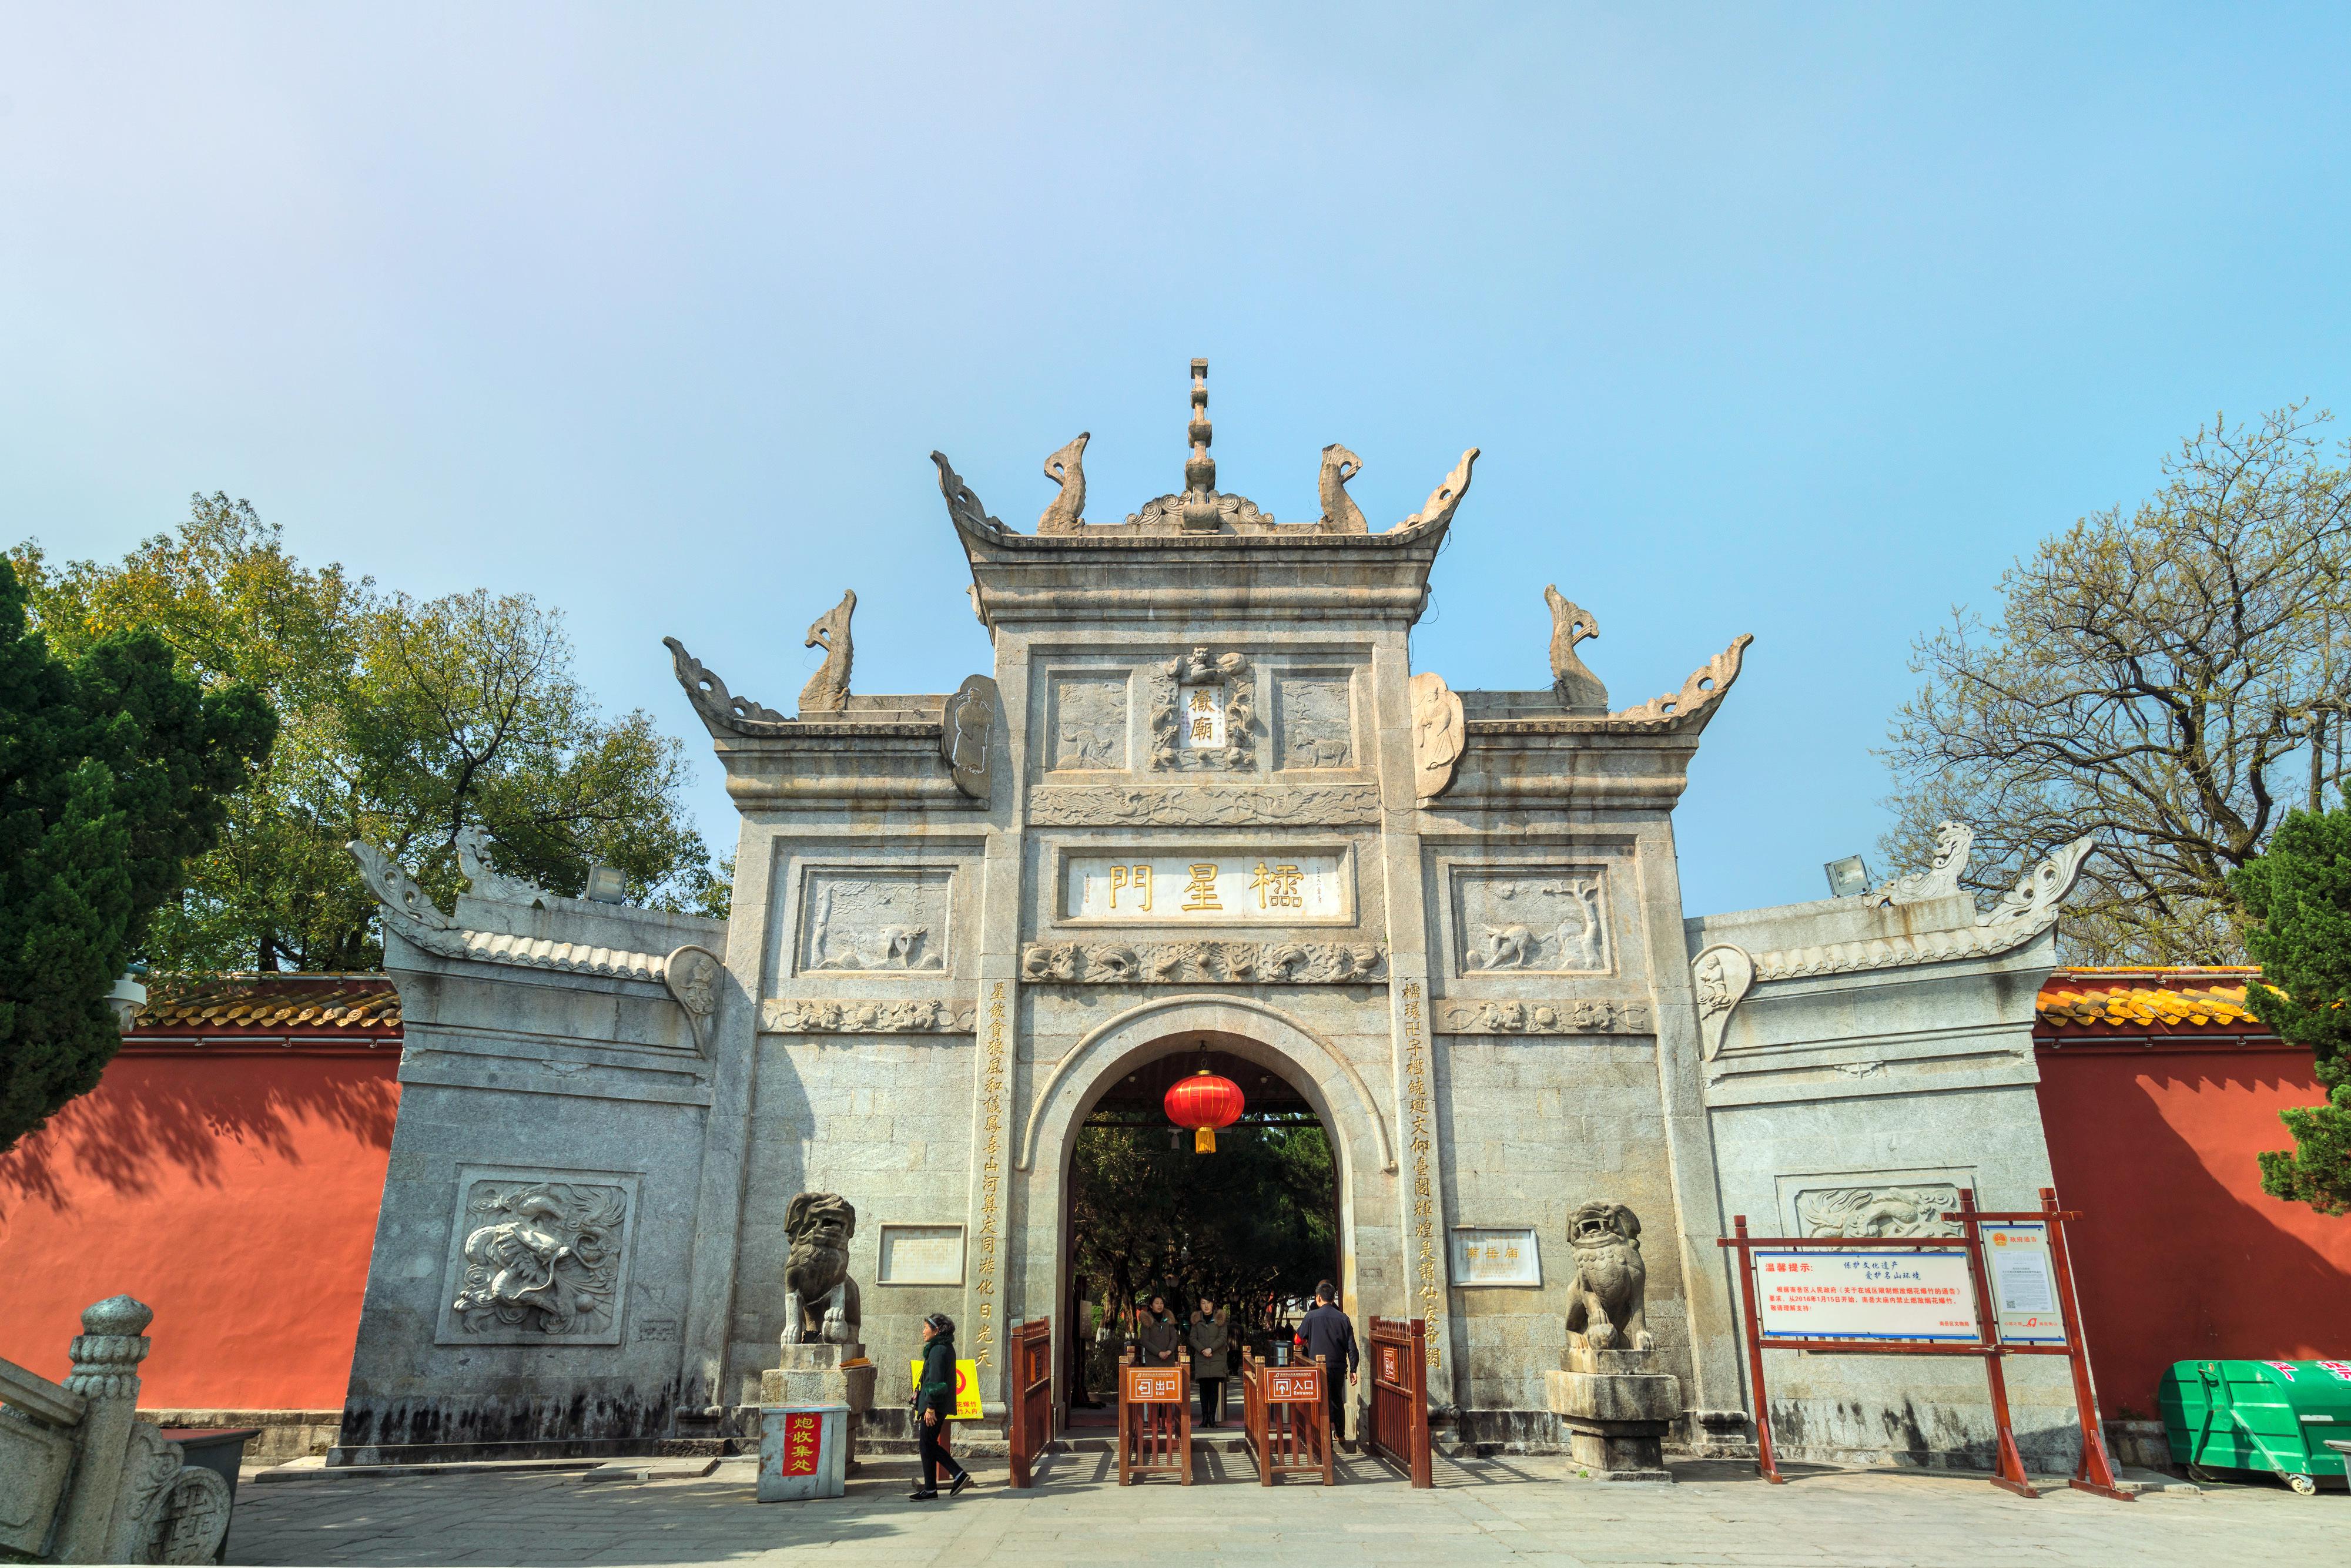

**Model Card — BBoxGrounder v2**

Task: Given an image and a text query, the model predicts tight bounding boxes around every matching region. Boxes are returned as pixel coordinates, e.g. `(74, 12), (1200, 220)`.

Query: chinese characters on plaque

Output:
(1181, 684), (1227, 749)
(1753, 1251), (1982, 1343)
(1065, 852), (1348, 922)
(1449, 1226), (1542, 1288)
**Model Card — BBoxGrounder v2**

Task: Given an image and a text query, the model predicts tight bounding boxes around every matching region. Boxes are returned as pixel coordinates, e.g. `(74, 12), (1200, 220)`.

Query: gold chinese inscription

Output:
(1400, 980), (1444, 1371)
(1251, 861), (1303, 910)
(973, 979), (1008, 1366)
(1107, 864), (1153, 911)
(1180, 863), (1221, 912)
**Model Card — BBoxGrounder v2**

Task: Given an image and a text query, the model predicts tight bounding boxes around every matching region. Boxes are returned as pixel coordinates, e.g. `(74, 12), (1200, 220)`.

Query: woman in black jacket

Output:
(910, 1312), (972, 1500)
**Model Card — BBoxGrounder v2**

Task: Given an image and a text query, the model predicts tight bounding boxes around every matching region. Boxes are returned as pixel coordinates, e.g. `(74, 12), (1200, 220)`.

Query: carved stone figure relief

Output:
(1279, 676), (1354, 769)
(1436, 999), (1653, 1034)
(1025, 783), (1382, 827)
(439, 1172), (637, 1345)
(1317, 443), (1368, 532)
(663, 944), (722, 1050)
(1409, 671), (1464, 804)
(1019, 939), (1385, 986)
(456, 826), (550, 905)
(940, 674), (997, 800)
(1868, 822), (1974, 907)
(1452, 870), (1610, 974)
(799, 590), (855, 715)
(760, 998), (976, 1034)
(798, 869), (950, 974)
(1036, 433), (1089, 533)
(1690, 943), (1756, 1058)
(1050, 676), (1129, 771)
(1147, 648), (1255, 770)
(1545, 587), (1608, 711)
(1793, 1184), (1963, 1239)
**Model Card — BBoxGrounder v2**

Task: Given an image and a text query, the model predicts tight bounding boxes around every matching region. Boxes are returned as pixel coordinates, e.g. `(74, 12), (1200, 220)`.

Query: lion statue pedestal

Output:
(1542, 1201), (1680, 1482)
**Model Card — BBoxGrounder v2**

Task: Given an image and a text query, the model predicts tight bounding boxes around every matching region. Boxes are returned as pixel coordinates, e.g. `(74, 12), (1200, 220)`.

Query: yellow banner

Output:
(909, 1357), (983, 1420)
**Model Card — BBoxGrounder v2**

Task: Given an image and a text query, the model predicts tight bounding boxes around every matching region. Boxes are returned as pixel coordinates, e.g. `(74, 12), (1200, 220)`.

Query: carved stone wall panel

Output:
(1790, 1182), (1965, 1239)
(1024, 783), (1382, 827)
(434, 1168), (641, 1346)
(1435, 998), (1653, 1035)
(759, 998), (977, 1034)
(1019, 939), (1386, 985)
(1048, 675), (1129, 771)
(1146, 648), (1255, 771)
(1278, 675), (1354, 770)
(797, 868), (952, 974)
(1449, 867), (1612, 976)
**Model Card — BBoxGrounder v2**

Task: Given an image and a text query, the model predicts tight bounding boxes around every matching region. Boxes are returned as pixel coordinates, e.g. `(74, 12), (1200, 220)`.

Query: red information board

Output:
(779, 1411), (821, 1477)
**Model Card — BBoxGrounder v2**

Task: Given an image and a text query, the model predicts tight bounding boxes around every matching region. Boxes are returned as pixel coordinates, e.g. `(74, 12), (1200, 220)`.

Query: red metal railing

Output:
(1367, 1315), (1432, 1487)
(1007, 1316), (1052, 1489)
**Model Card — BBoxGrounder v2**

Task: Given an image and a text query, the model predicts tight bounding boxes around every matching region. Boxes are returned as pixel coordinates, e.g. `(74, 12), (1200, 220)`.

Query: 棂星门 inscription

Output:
(1061, 850), (1350, 923)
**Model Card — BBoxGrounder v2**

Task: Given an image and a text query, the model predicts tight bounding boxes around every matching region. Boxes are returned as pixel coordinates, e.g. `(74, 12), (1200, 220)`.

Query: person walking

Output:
(908, 1312), (973, 1500)
(1293, 1279), (1359, 1450)
(1188, 1297), (1231, 1428)
(1136, 1295), (1181, 1367)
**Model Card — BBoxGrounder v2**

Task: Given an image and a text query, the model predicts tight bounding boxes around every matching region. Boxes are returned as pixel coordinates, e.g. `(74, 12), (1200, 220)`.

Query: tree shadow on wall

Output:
(2045, 1054), (2351, 1416)
(0, 1054), (401, 1215)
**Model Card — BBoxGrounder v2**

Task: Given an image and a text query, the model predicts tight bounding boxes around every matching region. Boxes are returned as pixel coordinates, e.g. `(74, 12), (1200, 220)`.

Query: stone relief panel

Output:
(760, 998), (976, 1034)
(1026, 783), (1381, 827)
(797, 868), (952, 974)
(1436, 998), (1652, 1034)
(1020, 939), (1385, 985)
(1449, 868), (1610, 975)
(435, 1168), (640, 1346)
(1049, 675), (1128, 772)
(1146, 648), (1255, 770)
(1278, 675), (1354, 770)
(1792, 1183), (1964, 1239)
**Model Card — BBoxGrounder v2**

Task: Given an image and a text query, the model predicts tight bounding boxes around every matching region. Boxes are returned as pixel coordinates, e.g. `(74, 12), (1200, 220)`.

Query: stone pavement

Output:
(227, 1450), (2329, 1567)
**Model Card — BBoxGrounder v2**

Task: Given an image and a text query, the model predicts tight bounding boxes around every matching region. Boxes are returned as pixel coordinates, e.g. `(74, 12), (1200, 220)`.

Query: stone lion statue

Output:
(783, 1191), (860, 1346)
(1562, 1200), (1653, 1352)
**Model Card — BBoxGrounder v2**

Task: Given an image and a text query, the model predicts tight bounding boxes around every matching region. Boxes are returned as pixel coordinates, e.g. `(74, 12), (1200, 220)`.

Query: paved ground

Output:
(227, 1450), (2336, 1567)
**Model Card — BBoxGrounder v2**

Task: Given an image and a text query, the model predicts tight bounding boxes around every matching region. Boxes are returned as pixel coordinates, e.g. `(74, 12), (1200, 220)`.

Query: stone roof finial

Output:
(1181, 358), (1219, 531)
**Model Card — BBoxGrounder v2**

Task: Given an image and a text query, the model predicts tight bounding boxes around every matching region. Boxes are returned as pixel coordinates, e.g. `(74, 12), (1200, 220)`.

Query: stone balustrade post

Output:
(51, 1295), (155, 1564)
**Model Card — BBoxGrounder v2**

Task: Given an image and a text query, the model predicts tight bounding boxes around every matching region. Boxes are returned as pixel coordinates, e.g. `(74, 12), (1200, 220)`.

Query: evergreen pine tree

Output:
(2231, 801), (2351, 1214)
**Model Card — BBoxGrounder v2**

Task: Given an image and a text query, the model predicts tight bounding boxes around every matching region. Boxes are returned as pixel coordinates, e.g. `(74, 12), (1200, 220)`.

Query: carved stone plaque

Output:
(435, 1167), (640, 1346)
(1050, 676), (1127, 771)
(1449, 1225), (1541, 1288)
(1061, 850), (1350, 923)
(1449, 867), (1610, 975)
(877, 1224), (966, 1285)
(1279, 676), (1354, 769)
(798, 867), (951, 974)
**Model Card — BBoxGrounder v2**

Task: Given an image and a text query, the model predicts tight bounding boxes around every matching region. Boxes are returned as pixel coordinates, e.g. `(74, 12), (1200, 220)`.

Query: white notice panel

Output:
(1449, 1227), (1541, 1288)
(1983, 1222), (2065, 1345)
(1754, 1250), (1981, 1344)
(1063, 852), (1349, 923)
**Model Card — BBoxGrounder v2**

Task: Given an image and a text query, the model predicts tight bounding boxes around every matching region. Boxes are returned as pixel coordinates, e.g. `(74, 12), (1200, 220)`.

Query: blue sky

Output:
(4, 3), (2346, 916)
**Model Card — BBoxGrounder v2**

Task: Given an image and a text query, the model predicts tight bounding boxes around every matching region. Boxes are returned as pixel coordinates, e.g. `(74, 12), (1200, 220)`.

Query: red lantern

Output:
(1164, 1068), (1244, 1153)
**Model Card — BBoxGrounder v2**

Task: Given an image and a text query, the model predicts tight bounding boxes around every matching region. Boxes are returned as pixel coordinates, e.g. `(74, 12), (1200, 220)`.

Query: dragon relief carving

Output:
(663, 635), (792, 736)
(447, 1180), (631, 1339)
(1868, 822), (1975, 907)
(1037, 433), (1089, 532)
(930, 451), (1006, 536)
(1148, 648), (1255, 770)
(1610, 633), (1754, 727)
(1794, 1184), (1964, 1239)
(1019, 939), (1387, 986)
(761, 997), (976, 1033)
(455, 825), (550, 905)
(799, 589), (855, 714)
(1317, 443), (1368, 532)
(1026, 783), (1382, 827)
(1436, 998), (1653, 1034)
(1545, 586), (1608, 710)
(1394, 448), (1479, 534)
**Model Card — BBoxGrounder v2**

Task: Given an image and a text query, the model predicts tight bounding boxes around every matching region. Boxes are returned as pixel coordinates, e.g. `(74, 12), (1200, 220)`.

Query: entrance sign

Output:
(1240, 1348), (1332, 1485)
(1982, 1222), (2064, 1346)
(1063, 851), (1350, 923)
(1450, 1226), (1541, 1288)
(907, 1357), (983, 1421)
(1720, 1187), (2129, 1502)
(1753, 1249), (1979, 1343)
(1117, 1351), (1191, 1485)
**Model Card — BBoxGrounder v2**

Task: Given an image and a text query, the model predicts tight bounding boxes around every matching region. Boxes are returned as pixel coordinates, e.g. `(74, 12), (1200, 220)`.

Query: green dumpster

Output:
(2159, 1359), (2351, 1495)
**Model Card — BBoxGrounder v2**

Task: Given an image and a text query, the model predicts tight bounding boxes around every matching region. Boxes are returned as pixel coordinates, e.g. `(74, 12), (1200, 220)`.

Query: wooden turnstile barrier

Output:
(1367, 1316), (1433, 1487)
(1240, 1349), (1333, 1486)
(1117, 1351), (1191, 1485)
(1008, 1316), (1052, 1490)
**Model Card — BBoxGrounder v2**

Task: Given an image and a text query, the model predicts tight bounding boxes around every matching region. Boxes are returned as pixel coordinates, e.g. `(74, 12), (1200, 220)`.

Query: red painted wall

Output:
(0, 1047), (399, 1409)
(2034, 1044), (2351, 1418)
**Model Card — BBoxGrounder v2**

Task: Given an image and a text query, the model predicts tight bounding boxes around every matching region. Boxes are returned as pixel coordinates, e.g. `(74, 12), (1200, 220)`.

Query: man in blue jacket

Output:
(1292, 1279), (1359, 1451)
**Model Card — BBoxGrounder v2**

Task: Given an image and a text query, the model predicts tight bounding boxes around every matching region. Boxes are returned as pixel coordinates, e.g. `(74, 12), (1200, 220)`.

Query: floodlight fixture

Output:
(1824, 855), (1870, 899)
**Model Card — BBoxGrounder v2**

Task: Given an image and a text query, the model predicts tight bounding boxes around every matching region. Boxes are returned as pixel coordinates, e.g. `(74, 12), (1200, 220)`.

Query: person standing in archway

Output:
(1293, 1279), (1359, 1451)
(1136, 1295), (1181, 1366)
(1188, 1296), (1231, 1427)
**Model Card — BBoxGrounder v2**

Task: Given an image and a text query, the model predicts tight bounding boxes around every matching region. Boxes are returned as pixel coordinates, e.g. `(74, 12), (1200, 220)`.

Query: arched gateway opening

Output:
(1022, 996), (1390, 1436)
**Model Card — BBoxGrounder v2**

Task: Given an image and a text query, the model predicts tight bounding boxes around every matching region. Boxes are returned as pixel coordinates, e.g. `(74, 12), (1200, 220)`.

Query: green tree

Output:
(0, 555), (276, 1150)
(1881, 406), (2351, 963)
(2231, 800), (2351, 1215)
(12, 495), (717, 973)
